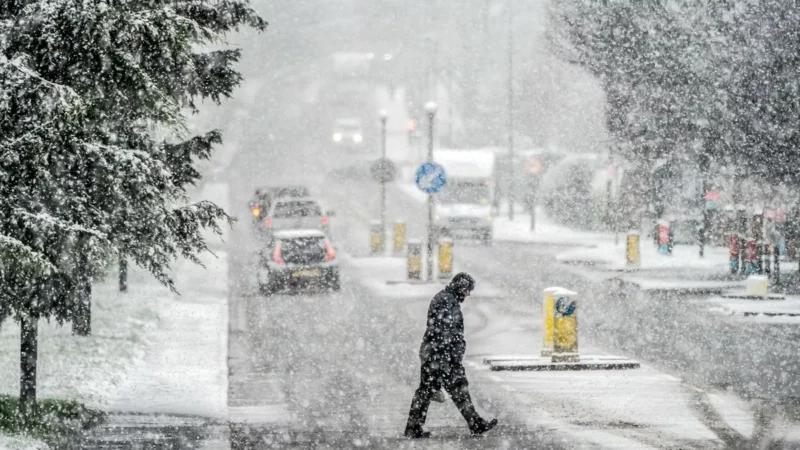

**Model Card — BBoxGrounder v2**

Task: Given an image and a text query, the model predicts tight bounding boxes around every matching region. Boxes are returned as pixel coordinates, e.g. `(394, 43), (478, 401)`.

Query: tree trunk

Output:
(20, 313), (38, 405)
(72, 237), (92, 336)
(119, 256), (128, 293)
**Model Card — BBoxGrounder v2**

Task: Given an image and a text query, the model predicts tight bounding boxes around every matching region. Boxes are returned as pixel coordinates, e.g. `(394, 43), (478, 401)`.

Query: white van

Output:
(432, 149), (495, 243)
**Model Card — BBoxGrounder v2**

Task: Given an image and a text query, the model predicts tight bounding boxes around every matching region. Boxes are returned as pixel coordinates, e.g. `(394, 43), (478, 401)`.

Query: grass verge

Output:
(0, 395), (105, 443)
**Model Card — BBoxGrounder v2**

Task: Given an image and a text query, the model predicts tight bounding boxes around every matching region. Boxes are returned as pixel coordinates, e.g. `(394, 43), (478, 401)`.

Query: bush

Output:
(0, 395), (105, 440)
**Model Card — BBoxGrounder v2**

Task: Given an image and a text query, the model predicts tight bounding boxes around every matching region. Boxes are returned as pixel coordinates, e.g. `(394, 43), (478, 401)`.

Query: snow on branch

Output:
(11, 208), (108, 241)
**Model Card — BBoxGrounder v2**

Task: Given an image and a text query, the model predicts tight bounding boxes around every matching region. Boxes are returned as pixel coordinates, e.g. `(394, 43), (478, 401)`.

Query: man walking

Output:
(404, 272), (498, 438)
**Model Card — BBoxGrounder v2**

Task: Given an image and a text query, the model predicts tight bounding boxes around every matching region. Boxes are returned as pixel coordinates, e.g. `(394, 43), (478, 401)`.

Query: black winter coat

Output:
(419, 287), (466, 363)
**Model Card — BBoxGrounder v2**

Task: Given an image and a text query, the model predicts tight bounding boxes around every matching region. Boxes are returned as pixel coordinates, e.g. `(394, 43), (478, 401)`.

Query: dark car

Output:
(249, 185), (311, 223)
(257, 229), (340, 294)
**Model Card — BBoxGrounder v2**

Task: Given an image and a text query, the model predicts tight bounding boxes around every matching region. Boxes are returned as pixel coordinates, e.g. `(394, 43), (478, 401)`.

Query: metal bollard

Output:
(728, 233), (740, 274)
(541, 287), (564, 357)
(407, 240), (422, 280)
(438, 238), (453, 279)
(774, 245), (781, 285)
(393, 221), (406, 254)
(552, 289), (579, 363)
(370, 220), (384, 256)
(762, 243), (771, 277)
(626, 232), (640, 267)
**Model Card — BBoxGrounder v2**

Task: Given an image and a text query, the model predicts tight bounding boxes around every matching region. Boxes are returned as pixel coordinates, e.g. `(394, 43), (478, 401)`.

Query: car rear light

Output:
(325, 240), (336, 261)
(272, 242), (284, 265)
(252, 206), (261, 217)
(321, 217), (329, 225)
(265, 218), (273, 228)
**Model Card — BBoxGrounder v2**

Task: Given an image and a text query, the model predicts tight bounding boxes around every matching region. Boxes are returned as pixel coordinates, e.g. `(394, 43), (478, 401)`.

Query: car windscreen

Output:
(437, 181), (491, 204)
(273, 201), (323, 218)
(336, 123), (361, 133)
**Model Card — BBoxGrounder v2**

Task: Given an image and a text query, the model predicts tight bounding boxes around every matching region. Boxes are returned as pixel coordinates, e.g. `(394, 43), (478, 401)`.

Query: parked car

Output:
(257, 229), (340, 293)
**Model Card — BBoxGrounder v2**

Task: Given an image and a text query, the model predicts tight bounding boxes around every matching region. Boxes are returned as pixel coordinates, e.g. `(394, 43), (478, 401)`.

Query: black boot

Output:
(470, 418), (498, 436)
(404, 425), (432, 439)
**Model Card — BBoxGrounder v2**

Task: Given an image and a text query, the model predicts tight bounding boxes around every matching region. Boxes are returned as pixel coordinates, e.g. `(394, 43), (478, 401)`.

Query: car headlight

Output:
(333, 133), (342, 142)
(433, 212), (440, 221)
(487, 215), (493, 222)
(353, 134), (363, 143)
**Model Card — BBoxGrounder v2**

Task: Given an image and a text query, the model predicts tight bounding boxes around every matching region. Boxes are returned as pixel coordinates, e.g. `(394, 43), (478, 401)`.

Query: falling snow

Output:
(2, 0), (800, 448)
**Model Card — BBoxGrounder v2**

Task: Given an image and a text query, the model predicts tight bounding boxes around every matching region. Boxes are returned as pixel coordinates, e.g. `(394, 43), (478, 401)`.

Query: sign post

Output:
(524, 156), (543, 231)
(415, 161), (447, 282)
(423, 102), (438, 281)
(379, 110), (388, 243)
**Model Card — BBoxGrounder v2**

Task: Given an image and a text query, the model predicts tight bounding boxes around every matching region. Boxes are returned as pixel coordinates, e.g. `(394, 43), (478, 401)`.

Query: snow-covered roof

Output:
(434, 149), (495, 178)
(273, 229), (326, 239)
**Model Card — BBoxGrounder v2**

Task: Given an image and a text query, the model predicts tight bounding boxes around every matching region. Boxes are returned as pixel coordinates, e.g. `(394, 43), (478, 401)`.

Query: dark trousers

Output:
(406, 355), (480, 430)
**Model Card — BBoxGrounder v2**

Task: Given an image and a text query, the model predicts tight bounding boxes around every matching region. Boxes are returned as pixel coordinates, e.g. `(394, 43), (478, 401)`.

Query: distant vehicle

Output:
(262, 197), (334, 240)
(332, 118), (364, 147)
(249, 185), (311, 223)
(257, 229), (340, 293)
(431, 149), (496, 243)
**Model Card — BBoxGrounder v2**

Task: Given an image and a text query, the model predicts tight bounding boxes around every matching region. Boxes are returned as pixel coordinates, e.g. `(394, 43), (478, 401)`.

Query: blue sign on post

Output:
(415, 162), (447, 194)
(555, 297), (576, 317)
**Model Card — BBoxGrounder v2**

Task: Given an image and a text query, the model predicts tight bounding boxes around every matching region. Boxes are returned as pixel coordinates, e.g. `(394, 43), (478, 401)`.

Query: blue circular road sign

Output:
(415, 162), (447, 194)
(555, 297), (576, 317)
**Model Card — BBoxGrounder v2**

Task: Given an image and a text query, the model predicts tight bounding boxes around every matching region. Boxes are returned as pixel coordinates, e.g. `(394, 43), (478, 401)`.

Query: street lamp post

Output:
(507, 0), (515, 221)
(425, 101), (438, 282)
(379, 109), (388, 246)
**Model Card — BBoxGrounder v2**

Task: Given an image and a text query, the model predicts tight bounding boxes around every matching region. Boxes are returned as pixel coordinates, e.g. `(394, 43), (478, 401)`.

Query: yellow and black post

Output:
(541, 287), (563, 357)
(552, 289), (579, 363)
(393, 221), (406, 255)
(370, 220), (384, 256)
(438, 238), (454, 279)
(407, 240), (422, 280)
(626, 231), (640, 267)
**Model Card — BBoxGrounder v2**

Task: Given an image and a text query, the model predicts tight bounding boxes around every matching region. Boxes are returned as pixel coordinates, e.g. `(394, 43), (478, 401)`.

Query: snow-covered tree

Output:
(0, 0), (265, 404)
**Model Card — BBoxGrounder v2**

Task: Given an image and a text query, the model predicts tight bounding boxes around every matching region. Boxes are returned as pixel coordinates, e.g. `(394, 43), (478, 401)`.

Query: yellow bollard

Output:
(552, 289), (579, 363)
(393, 221), (406, 254)
(407, 240), (422, 280)
(541, 287), (564, 357)
(370, 221), (384, 256)
(438, 238), (453, 279)
(626, 232), (640, 267)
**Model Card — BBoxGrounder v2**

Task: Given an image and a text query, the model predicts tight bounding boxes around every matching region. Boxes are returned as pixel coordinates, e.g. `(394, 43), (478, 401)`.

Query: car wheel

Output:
(258, 283), (272, 295)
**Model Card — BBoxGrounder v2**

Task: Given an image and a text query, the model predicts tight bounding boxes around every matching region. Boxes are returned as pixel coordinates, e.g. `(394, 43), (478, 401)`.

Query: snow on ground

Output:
(0, 182), (230, 427)
(706, 390), (755, 439)
(104, 250), (228, 418)
(0, 262), (160, 409)
(0, 436), (48, 450)
(469, 360), (719, 448)
(556, 239), (731, 273)
(342, 254), (503, 298)
(346, 249), (734, 448)
(493, 207), (617, 248)
(702, 294), (800, 322)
